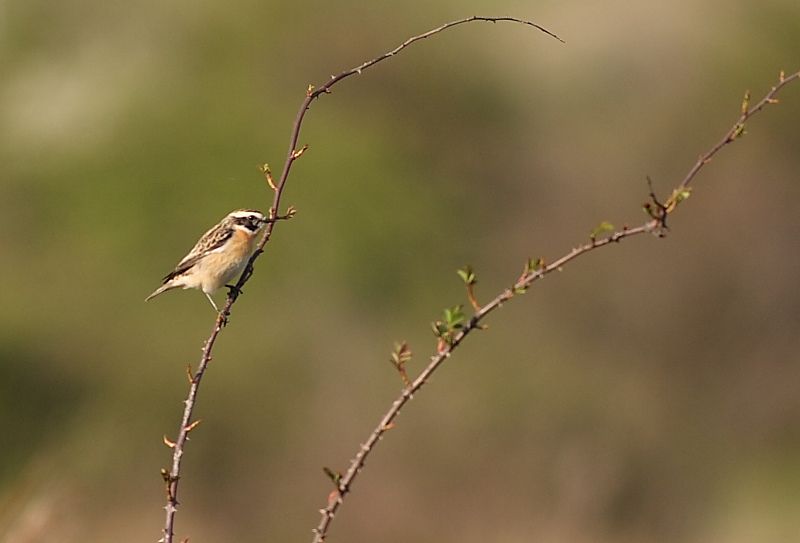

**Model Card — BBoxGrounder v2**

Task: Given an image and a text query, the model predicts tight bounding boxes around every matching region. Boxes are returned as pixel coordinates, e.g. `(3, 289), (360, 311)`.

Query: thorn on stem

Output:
(323, 466), (343, 486)
(643, 175), (671, 231)
(163, 435), (177, 449)
(184, 419), (202, 433)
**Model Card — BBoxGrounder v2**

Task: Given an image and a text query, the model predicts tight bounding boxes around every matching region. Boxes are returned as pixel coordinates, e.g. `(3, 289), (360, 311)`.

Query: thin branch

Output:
(677, 70), (799, 193)
(266, 16), (562, 245)
(160, 16), (561, 543)
(310, 70), (800, 543)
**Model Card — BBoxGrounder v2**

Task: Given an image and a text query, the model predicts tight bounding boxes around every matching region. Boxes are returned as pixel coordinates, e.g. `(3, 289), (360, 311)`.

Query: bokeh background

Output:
(1, 1), (799, 542)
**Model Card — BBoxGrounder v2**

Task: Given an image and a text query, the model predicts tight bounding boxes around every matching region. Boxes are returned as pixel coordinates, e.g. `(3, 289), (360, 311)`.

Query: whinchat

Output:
(146, 209), (267, 311)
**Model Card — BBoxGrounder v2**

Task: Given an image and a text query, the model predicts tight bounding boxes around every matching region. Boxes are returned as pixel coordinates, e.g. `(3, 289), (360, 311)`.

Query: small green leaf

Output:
(443, 305), (465, 329)
(456, 266), (476, 285)
(390, 341), (412, 366)
(674, 188), (692, 204)
(390, 341), (412, 386)
(590, 221), (615, 239)
(525, 257), (544, 274)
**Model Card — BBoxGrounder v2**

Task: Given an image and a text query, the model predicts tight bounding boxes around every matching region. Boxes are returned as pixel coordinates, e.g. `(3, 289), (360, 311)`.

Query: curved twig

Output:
(160, 16), (562, 543)
(310, 70), (800, 543)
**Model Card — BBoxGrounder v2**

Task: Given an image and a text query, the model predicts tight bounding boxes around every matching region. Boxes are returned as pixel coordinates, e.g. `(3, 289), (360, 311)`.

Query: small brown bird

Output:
(145, 209), (267, 311)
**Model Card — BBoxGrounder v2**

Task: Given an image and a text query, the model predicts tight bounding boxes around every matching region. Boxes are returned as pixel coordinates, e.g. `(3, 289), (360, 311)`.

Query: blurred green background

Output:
(1, 1), (799, 541)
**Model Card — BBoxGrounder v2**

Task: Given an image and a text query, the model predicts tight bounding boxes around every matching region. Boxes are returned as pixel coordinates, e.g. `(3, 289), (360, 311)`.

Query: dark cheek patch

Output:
(234, 217), (259, 231)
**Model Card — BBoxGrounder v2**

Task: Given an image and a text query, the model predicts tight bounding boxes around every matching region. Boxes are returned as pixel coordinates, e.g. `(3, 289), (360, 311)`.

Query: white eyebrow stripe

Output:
(228, 210), (264, 220)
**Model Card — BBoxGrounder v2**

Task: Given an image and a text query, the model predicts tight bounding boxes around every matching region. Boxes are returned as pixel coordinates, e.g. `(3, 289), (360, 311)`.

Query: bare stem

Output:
(676, 70), (800, 192)
(160, 15), (561, 543)
(310, 70), (800, 543)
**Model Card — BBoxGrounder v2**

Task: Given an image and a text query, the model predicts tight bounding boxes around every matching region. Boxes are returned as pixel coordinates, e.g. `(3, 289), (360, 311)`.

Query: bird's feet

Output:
(225, 284), (243, 298)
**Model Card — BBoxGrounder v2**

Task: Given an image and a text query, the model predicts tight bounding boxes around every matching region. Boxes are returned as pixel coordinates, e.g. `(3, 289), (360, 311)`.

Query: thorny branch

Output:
(310, 70), (800, 543)
(160, 15), (562, 543)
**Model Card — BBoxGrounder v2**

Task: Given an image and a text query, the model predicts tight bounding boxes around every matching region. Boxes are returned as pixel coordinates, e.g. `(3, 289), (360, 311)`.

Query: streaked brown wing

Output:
(162, 225), (233, 282)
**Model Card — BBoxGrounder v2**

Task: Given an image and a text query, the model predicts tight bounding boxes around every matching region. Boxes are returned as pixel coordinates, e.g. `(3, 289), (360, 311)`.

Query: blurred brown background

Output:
(1, 1), (799, 542)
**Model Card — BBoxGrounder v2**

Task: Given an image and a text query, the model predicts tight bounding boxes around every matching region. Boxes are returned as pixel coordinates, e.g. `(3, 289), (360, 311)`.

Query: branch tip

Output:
(457, 266), (480, 310)
(390, 342), (413, 387)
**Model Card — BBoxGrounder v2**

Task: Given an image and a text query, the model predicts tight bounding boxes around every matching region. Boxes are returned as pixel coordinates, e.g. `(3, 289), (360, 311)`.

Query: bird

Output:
(146, 209), (267, 311)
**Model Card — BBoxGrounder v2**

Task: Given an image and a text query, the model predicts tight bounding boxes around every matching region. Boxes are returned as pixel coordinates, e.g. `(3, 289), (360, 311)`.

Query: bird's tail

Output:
(145, 283), (177, 302)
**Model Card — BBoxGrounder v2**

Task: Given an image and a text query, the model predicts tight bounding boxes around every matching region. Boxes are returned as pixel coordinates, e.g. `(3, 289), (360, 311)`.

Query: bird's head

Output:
(227, 209), (267, 233)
